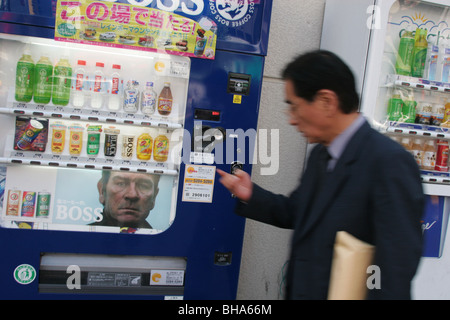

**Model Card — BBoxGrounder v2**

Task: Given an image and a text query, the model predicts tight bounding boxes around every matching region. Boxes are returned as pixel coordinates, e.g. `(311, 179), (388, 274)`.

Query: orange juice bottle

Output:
(153, 134), (169, 162)
(443, 98), (450, 127)
(136, 133), (153, 160)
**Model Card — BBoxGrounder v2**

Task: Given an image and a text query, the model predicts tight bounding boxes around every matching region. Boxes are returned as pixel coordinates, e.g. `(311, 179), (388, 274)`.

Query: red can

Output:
(435, 139), (449, 172)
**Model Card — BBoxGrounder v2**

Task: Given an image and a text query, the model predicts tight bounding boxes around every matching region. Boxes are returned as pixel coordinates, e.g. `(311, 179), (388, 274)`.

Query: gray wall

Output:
(236, 0), (326, 299)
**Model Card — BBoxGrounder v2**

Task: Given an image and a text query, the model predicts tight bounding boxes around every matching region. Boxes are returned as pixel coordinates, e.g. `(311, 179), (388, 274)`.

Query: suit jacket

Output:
(236, 120), (424, 299)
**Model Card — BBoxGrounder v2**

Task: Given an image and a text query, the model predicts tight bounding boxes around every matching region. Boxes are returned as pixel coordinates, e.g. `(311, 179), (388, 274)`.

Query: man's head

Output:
(282, 50), (360, 145)
(97, 171), (160, 227)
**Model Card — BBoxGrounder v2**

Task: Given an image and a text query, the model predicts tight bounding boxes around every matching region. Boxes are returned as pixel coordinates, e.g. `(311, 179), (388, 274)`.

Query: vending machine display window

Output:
(370, 1), (450, 184)
(0, 34), (190, 235)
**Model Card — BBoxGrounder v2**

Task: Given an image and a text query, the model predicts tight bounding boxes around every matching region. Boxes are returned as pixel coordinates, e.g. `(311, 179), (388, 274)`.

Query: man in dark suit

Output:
(217, 50), (424, 299)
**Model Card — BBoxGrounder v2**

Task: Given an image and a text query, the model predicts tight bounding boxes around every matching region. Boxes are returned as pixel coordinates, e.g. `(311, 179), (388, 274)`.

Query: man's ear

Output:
(315, 89), (340, 117)
(97, 180), (105, 205)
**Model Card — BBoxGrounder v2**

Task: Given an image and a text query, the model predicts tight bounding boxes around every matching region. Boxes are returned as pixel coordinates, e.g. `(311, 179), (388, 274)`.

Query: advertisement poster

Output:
(54, 0), (217, 59)
(0, 165), (175, 234)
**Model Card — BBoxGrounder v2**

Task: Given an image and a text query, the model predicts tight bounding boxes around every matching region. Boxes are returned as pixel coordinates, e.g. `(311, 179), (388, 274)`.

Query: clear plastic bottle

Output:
(108, 64), (123, 111)
(52, 56), (72, 106)
(71, 60), (88, 108)
(422, 139), (437, 170)
(15, 50), (35, 102)
(123, 80), (139, 113)
(441, 37), (450, 83)
(33, 54), (53, 105)
(411, 138), (424, 168)
(141, 81), (157, 115)
(91, 62), (106, 109)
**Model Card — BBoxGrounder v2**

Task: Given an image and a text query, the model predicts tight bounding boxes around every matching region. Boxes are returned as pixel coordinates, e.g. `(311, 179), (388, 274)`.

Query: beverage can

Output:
(87, 125), (102, 156)
(21, 191), (36, 217)
(6, 190), (21, 216)
(153, 134), (169, 162)
(16, 119), (44, 150)
(36, 192), (51, 217)
(137, 133), (153, 160)
(121, 135), (135, 160)
(68, 124), (83, 156)
(104, 127), (120, 157)
(435, 140), (449, 172)
(51, 122), (67, 154)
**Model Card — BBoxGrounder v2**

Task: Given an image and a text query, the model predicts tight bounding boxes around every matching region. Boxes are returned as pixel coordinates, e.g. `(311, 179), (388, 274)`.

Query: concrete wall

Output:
(236, 0), (326, 299)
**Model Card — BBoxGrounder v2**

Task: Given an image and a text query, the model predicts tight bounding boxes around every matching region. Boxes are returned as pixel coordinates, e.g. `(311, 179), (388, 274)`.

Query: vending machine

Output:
(320, 0), (450, 258)
(0, 0), (272, 299)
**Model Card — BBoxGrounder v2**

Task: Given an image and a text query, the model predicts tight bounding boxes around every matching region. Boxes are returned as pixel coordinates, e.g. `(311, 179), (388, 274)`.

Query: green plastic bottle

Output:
(33, 54), (53, 104)
(395, 28), (415, 76)
(412, 28), (428, 78)
(15, 50), (35, 102)
(52, 56), (72, 106)
(388, 91), (403, 121)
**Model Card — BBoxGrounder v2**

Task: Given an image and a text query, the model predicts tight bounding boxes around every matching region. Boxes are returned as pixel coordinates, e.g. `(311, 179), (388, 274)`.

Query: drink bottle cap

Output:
(77, 60), (86, 66)
(96, 62), (104, 68)
(112, 64), (121, 69)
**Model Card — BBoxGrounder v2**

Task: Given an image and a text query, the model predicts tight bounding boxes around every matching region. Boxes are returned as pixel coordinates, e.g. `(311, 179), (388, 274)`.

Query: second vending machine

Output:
(0, 0), (273, 299)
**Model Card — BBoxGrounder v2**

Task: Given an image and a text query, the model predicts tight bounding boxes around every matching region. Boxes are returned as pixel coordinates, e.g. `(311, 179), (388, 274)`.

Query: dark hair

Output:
(282, 50), (360, 114)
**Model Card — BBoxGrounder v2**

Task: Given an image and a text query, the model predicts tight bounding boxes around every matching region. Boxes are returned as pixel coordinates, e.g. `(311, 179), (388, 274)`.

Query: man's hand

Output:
(217, 168), (253, 202)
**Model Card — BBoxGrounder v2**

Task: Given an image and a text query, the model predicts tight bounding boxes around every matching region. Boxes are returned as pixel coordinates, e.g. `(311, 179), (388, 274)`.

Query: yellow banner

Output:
(55, 0), (217, 59)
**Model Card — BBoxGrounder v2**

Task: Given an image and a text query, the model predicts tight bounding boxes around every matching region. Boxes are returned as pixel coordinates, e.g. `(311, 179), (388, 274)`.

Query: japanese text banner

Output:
(55, 0), (217, 59)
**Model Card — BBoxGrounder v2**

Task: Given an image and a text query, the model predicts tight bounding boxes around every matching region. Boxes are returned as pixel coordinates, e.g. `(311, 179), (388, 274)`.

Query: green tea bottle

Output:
(15, 50), (35, 102)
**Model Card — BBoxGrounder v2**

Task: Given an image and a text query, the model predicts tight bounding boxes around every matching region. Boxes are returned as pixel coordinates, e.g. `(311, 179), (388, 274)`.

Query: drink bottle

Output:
(141, 81), (157, 115)
(387, 90), (403, 121)
(424, 37), (440, 81)
(402, 91), (416, 123)
(395, 27), (415, 76)
(157, 82), (173, 116)
(108, 64), (123, 111)
(412, 28), (428, 78)
(33, 54), (53, 104)
(422, 139), (436, 170)
(52, 56), (72, 106)
(441, 38), (450, 83)
(72, 60), (88, 108)
(137, 133), (152, 160)
(153, 133), (169, 162)
(15, 50), (35, 102)
(91, 62), (106, 109)
(124, 80), (139, 113)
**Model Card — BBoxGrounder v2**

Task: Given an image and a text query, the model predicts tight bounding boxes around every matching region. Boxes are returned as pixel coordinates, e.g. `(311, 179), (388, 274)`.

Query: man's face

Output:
(284, 79), (333, 145)
(98, 172), (159, 226)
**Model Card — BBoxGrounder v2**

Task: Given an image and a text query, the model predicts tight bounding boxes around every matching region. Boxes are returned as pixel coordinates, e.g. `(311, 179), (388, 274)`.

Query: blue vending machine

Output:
(0, 0), (272, 299)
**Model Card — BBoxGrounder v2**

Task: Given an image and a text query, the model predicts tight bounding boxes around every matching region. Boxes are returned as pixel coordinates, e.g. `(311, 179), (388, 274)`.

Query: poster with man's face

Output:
(0, 165), (175, 234)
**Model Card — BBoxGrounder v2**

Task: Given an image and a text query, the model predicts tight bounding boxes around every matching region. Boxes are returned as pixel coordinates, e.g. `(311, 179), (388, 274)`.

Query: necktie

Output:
(316, 146), (331, 191)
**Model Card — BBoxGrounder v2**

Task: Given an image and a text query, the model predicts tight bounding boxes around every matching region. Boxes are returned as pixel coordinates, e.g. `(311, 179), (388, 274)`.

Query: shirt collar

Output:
(327, 113), (366, 162)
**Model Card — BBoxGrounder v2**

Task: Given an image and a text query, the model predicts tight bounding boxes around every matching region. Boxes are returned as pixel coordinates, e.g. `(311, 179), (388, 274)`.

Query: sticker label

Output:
(14, 264), (37, 285)
(182, 165), (215, 203)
